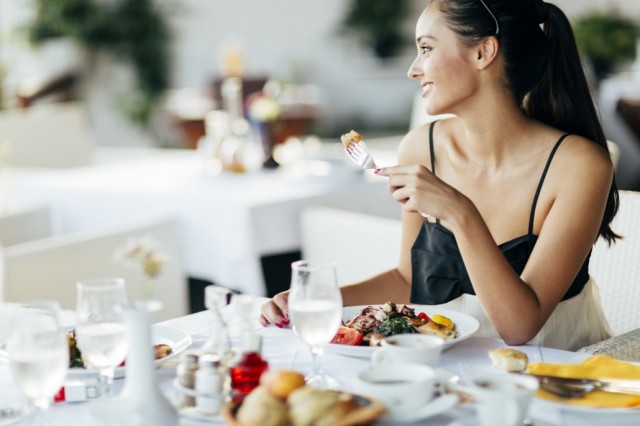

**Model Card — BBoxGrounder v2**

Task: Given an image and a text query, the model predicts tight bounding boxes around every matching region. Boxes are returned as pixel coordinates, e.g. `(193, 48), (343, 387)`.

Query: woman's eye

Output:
(419, 45), (432, 54)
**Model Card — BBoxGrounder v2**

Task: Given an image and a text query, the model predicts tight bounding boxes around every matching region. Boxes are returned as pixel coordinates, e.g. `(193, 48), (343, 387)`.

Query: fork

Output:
(345, 142), (377, 169)
(343, 140), (431, 218)
(540, 380), (640, 398)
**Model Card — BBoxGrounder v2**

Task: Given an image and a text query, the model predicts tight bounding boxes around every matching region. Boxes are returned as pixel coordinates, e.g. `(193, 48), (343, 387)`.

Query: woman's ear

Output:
(474, 37), (499, 70)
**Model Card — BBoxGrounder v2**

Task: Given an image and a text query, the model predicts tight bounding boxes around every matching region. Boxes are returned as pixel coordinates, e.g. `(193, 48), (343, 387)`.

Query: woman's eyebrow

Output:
(416, 34), (437, 43)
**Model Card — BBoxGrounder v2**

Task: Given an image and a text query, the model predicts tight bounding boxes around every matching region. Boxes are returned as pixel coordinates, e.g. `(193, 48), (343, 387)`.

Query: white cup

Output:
(371, 333), (444, 367)
(355, 363), (437, 418)
(468, 373), (539, 426)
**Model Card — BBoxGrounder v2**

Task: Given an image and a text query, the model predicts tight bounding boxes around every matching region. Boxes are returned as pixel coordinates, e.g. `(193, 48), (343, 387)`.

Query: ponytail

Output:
(525, 3), (620, 244)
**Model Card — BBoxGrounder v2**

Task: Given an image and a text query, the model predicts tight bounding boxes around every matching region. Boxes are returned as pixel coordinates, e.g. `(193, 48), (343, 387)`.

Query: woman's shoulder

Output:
(397, 117), (460, 167)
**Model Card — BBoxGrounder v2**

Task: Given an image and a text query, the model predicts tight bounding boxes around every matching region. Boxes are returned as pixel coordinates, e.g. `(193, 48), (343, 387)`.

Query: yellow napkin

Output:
(527, 355), (640, 408)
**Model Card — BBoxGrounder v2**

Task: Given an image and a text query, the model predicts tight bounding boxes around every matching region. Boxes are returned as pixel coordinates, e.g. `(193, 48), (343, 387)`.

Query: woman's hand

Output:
(259, 290), (290, 327)
(375, 164), (458, 220)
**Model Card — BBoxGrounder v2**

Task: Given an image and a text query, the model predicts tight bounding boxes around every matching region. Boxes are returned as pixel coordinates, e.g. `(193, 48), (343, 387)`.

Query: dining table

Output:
(1, 297), (638, 426)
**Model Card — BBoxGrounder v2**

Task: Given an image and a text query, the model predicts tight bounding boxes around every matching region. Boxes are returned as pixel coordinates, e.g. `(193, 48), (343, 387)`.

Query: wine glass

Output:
(5, 300), (69, 423)
(75, 277), (128, 397)
(288, 260), (343, 389)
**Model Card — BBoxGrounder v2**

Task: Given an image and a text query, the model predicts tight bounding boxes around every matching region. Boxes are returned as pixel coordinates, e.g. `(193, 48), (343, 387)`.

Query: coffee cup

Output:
(468, 372), (539, 426)
(371, 333), (444, 367)
(354, 363), (437, 418)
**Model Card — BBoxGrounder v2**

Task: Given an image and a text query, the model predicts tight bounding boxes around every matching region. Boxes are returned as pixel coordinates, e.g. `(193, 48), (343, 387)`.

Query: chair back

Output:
(0, 102), (92, 168)
(590, 190), (640, 335)
(0, 204), (52, 246)
(0, 216), (187, 321)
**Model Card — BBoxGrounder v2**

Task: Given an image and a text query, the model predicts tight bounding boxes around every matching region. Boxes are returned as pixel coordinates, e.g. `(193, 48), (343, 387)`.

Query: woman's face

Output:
(408, 5), (480, 116)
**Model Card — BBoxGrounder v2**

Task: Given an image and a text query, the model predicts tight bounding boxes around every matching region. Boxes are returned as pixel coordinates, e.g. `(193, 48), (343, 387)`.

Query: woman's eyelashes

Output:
(419, 44), (432, 55)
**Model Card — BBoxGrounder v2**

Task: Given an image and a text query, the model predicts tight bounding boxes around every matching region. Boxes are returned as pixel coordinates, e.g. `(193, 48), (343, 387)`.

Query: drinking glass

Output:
(5, 300), (68, 423)
(75, 277), (128, 397)
(288, 260), (343, 389)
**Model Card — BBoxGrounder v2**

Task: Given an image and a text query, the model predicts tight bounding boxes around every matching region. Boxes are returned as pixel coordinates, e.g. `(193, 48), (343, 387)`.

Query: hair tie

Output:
(533, 0), (549, 24)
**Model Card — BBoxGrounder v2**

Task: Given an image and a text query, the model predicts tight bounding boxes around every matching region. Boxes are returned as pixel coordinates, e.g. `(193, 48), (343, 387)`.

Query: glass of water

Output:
(5, 300), (69, 422)
(75, 277), (128, 397)
(288, 260), (343, 389)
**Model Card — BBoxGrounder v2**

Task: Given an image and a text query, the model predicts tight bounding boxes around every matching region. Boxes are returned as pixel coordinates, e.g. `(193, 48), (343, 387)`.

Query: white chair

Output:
(301, 207), (401, 286)
(0, 216), (188, 321)
(0, 204), (53, 246)
(590, 190), (640, 336)
(0, 102), (92, 168)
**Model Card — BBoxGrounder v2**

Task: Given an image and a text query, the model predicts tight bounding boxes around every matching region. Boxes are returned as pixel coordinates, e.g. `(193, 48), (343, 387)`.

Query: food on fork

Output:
(488, 348), (529, 372)
(331, 302), (458, 347)
(341, 130), (362, 149)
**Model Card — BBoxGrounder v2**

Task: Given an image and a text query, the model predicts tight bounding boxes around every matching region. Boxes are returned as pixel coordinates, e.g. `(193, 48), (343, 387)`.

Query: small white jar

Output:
(195, 354), (223, 415)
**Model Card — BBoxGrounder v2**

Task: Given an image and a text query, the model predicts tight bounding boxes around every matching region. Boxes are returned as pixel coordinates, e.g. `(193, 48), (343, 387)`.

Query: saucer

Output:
(378, 393), (459, 424)
(448, 416), (554, 426)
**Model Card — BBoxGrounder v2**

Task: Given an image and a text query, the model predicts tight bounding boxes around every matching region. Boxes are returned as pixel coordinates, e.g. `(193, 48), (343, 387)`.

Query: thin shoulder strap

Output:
(429, 120), (437, 176)
(528, 133), (571, 236)
(428, 121), (439, 224)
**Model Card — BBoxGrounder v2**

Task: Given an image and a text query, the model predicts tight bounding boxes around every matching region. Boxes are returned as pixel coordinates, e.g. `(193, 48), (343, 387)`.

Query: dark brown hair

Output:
(429, 0), (620, 244)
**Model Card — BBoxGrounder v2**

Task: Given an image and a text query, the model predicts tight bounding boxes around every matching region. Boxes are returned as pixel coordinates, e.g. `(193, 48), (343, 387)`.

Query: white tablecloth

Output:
(1, 299), (638, 425)
(11, 147), (399, 295)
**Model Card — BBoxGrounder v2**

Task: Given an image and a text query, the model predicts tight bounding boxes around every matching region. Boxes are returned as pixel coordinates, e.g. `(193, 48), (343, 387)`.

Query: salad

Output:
(330, 302), (457, 346)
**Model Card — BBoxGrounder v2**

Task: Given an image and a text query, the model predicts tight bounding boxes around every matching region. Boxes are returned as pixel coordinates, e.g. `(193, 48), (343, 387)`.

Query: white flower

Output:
(113, 235), (168, 279)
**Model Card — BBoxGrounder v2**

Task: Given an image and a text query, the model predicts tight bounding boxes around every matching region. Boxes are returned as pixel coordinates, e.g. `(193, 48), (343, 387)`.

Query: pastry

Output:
(259, 369), (306, 400)
(488, 348), (529, 372)
(341, 130), (362, 149)
(236, 386), (289, 426)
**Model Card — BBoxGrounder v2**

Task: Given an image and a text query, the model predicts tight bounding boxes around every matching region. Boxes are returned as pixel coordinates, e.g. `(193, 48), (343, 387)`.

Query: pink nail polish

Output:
(275, 323), (283, 328)
(373, 168), (380, 174)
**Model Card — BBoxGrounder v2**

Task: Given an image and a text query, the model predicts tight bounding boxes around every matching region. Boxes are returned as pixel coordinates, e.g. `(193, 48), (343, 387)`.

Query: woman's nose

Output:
(407, 58), (422, 80)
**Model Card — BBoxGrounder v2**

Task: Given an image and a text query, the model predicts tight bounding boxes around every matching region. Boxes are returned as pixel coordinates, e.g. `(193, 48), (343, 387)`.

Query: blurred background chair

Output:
(301, 207), (401, 286)
(0, 101), (93, 168)
(589, 190), (640, 336)
(0, 204), (52, 246)
(0, 216), (188, 321)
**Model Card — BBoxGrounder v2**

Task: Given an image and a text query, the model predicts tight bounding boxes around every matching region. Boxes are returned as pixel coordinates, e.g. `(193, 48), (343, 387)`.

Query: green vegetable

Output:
(377, 313), (417, 337)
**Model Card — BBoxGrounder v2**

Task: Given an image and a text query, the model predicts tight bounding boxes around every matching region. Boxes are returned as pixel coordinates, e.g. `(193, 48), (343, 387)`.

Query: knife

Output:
(524, 373), (640, 396)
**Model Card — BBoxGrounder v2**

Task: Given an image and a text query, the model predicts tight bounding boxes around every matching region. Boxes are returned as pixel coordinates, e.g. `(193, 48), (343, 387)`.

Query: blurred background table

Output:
(12, 143), (400, 311)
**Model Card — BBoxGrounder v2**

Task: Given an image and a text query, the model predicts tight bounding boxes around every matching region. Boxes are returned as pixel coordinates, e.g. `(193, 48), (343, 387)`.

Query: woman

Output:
(261, 0), (618, 350)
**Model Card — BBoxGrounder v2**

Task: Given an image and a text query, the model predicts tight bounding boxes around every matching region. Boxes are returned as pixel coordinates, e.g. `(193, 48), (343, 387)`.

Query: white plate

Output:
(326, 305), (479, 359)
(448, 416), (555, 426)
(534, 396), (640, 416)
(377, 393), (459, 424)
(67, 324), (192, 380)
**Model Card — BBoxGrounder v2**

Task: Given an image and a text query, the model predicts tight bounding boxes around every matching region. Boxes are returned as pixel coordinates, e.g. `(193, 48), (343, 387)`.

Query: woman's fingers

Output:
(259, 292), (291, 327)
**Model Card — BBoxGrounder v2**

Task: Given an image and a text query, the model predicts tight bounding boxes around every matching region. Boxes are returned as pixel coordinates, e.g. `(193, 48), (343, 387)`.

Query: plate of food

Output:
(222, 369), (386, 426)
(325, 303), (479, 359)
(66, 324), (192, 379)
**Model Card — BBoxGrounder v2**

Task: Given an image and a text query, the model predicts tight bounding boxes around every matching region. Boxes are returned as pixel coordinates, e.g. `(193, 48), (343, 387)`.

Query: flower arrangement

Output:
(114, 235), (168, 299)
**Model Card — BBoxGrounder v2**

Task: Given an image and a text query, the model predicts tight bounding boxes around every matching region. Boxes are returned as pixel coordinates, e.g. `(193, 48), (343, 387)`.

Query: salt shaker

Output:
(176, 352), (199, 408)
(195, 354), (223, 415)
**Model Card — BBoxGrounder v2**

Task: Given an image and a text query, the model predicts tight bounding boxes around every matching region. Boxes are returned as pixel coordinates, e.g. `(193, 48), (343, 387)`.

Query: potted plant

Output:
(24, 0), (171, 126)
(573, 11), (640, 81)
(340, 0), (411, 61)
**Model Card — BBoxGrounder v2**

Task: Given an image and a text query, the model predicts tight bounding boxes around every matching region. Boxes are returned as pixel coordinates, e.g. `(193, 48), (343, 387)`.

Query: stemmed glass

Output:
(75, 277), (128, 397)
(288, 260), (343, 389)
(4, 300), (69, 424)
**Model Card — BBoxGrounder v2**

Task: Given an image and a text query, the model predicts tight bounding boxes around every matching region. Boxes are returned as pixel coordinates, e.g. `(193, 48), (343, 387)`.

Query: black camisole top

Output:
(410, 121), (590, 304)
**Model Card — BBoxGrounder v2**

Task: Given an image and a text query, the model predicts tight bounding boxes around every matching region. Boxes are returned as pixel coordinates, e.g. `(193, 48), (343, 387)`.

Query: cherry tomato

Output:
(417, 312), (430, 321)
(330, 326), (363, 346)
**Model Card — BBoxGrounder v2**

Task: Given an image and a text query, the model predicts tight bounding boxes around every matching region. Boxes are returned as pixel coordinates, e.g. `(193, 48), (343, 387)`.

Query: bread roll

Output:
(488, 348), (528, 372)
(288, 387), (342, 426)
(260, 369), (306, 400)
(236, 386), (289, 426)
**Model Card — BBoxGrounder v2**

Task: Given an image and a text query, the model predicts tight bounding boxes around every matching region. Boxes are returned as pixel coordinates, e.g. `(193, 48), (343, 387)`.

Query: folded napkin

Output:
(527, 355), (640, 408)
